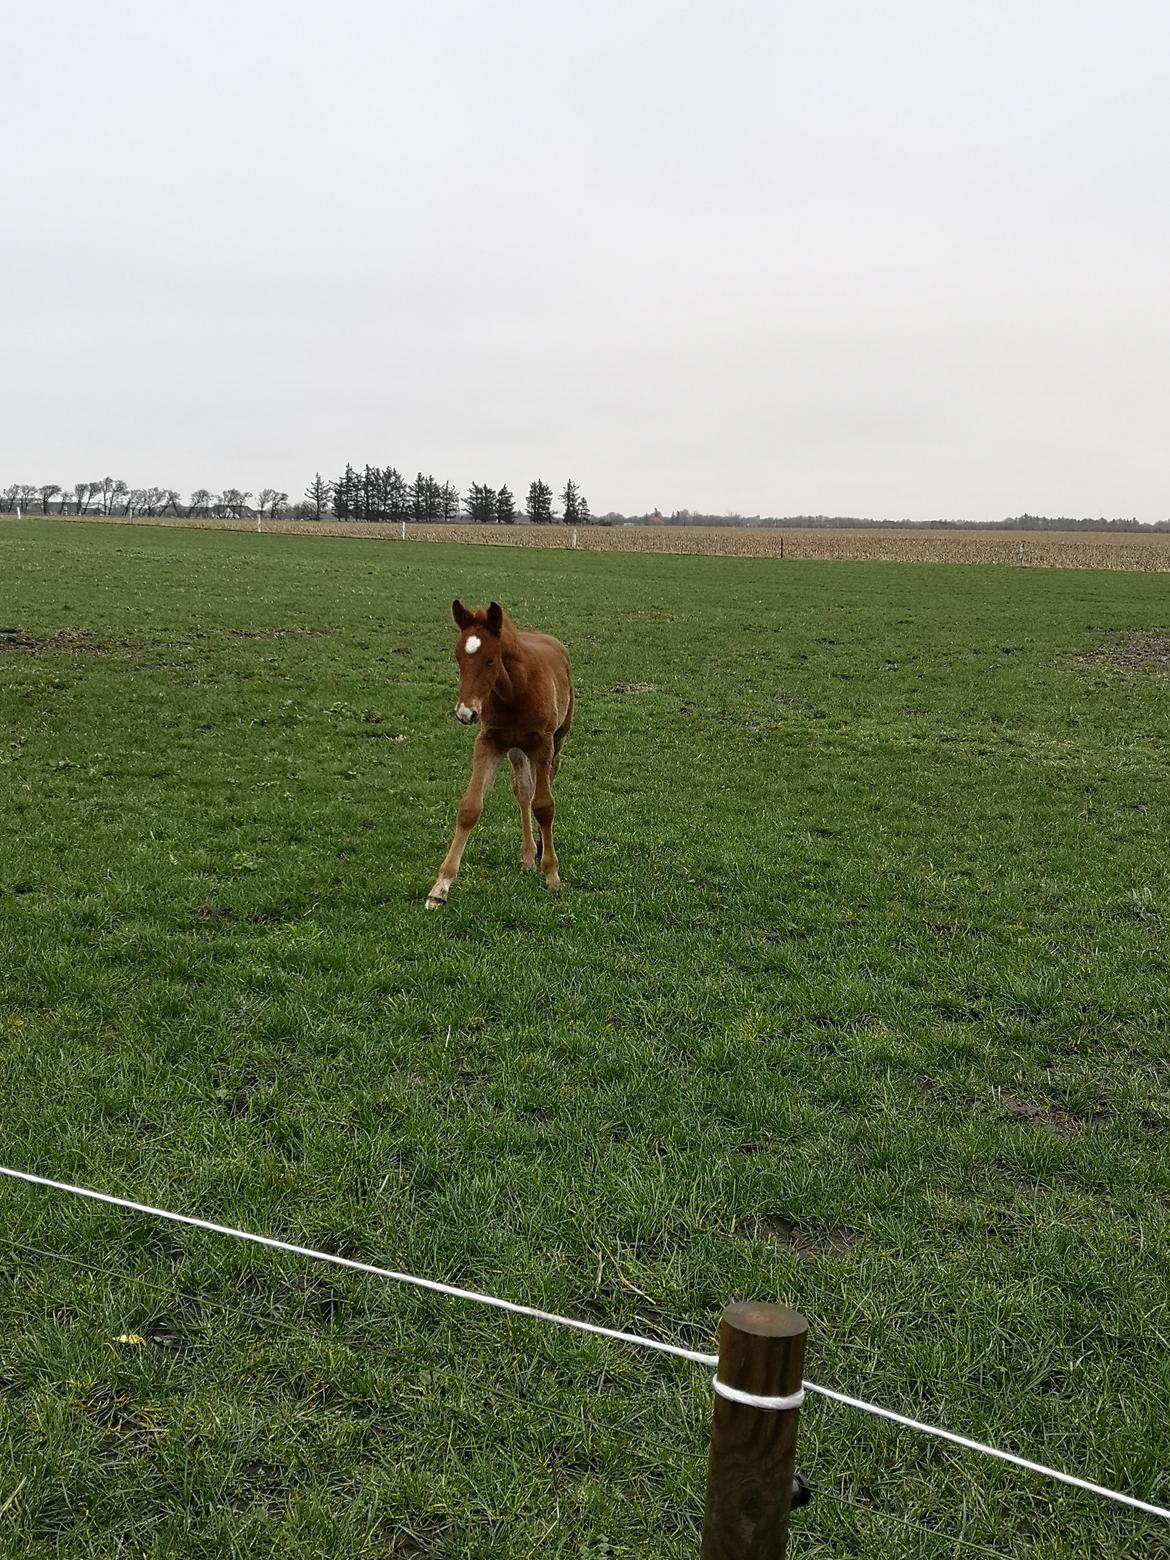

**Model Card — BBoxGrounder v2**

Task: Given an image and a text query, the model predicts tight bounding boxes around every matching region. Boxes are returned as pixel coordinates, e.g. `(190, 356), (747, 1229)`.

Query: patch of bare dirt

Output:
(1075, 632), (1170, 670)
(0, 628), (110, 655)
(993, 1091), (1088, 1137)
(377, 1516), (451, 1557)
(747, 1215), (859, 1258)
(79, 1382), (166, 1466)
(612, 681), (657, 695)
(228, 626), (325, 640)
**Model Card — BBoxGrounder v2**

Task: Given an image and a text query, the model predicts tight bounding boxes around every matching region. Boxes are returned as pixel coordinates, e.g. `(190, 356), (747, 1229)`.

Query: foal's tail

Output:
(535, 831), (543, 863)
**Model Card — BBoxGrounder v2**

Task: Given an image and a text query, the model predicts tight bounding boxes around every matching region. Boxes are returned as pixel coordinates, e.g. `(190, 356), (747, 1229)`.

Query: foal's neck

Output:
(490, 625), (520, 707)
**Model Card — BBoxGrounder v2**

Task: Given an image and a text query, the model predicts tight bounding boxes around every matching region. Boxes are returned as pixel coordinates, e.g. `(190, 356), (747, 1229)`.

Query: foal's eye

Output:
(486, 657), (496, 667)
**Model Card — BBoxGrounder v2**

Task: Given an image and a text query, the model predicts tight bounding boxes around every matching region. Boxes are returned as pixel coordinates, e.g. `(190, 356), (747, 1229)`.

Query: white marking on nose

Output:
(464, 635), (481, 654)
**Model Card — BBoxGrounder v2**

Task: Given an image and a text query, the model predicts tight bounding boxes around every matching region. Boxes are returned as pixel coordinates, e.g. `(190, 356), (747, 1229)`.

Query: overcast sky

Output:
(5, 1), (1168, 521)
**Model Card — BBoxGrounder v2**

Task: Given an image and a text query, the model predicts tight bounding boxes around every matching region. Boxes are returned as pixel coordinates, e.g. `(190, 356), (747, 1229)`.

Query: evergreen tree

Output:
(561, 479), (581, 525)
(410, 472), (443, 521)
(366, 463), (393, 522)
(440, 482), (460, 522)
(578, 492), (592, 524)
(382, 467), (409, 523)
(409, 471), (428, 521)
(526, 478), (553, 524)
(304, 472), (331, 520)
(333, 464), (359, 520)
(495, 484), (517, 524)
(466, 483), (498, 524)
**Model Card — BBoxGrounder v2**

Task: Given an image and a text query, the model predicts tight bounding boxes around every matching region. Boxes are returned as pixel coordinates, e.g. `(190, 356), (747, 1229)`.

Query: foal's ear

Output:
(451, 599), (474, 630)
(486, 602), (504, 635)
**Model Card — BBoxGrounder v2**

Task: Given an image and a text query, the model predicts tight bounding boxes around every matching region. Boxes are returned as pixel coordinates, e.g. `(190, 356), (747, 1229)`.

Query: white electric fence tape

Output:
(2, 1163), (1168, 1525)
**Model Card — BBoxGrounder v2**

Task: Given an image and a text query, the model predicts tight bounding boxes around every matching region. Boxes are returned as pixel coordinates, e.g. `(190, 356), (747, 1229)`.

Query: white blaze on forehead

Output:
(463, 635), (481, 654)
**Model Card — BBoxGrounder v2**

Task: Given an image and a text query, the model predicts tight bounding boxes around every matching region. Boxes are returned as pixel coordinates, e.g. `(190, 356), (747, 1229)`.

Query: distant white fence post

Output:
(401, 518), (407, 541)
(572, 528), (578, 549)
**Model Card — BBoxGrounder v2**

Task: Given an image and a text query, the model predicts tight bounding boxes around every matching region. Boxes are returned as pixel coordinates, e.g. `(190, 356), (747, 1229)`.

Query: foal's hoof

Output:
(424, 892), (447, 910)
(543, 873), (562, 892)
(520, 851), (538, 872)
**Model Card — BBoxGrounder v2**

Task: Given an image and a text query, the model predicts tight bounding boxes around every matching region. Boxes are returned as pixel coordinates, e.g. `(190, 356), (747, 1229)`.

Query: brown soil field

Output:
(5, 513), (1170, 570)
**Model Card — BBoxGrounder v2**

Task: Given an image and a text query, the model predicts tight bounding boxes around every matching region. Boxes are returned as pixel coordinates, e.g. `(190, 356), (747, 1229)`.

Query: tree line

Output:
(3, 479), (1165, 531)
(0, 472), (592, 524)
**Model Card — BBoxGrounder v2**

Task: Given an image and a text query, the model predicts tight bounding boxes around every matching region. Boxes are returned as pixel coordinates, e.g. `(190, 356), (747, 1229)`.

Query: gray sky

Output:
(5, 0), (1169, 521)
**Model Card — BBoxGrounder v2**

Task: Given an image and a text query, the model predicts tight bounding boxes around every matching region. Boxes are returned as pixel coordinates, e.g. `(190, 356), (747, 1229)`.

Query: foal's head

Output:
(450, 599), (505, 725)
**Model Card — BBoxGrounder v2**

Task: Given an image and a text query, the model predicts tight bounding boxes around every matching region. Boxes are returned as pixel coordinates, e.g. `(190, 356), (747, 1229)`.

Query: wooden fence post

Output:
(701, 1302), (808, 1559)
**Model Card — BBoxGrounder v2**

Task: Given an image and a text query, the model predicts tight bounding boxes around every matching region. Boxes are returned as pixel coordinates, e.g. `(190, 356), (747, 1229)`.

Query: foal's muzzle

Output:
(454, 703), (479, 726)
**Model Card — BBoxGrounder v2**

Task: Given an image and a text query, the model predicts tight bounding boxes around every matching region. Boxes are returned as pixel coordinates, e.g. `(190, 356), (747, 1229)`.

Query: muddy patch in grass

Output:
(228, 1461), (298, 1515)
(377, 1515), (451, 1557)
(746, 1215), (859, 1258)
(612, 681), (657, 695)
(1075, 632), (1170, 671)
(990, 1090), (1100, 1137)
(80, 1383), (166, 1466)
(228, 626), (326, 640)
(0, 628), (111, 656)
(211, 1060), (278, 1120)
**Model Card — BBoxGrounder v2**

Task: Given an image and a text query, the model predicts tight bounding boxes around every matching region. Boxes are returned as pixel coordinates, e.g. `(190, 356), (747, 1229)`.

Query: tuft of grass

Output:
(1, 520), (1168, 1557)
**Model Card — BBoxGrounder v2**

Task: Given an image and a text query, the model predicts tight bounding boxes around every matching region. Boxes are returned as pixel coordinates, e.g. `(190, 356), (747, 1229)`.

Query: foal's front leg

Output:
(531, 740), (561, 891)
(425, 736), (502, 908)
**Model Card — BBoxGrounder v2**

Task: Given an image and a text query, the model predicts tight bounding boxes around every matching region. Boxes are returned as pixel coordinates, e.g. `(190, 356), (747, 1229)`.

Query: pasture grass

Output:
(0, 519), (1168, 1558)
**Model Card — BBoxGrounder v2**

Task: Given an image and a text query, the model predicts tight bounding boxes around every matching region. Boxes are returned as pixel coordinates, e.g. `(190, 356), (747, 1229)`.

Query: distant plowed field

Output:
(6, 512), (1170, 569)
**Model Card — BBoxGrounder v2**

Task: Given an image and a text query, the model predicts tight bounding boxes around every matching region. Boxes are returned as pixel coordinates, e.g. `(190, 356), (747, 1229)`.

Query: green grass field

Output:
(1, 519), (1168, 1558)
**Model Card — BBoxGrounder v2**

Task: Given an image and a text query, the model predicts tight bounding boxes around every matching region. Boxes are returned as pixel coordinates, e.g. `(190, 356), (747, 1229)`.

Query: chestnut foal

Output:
(425, 599), (573, 909)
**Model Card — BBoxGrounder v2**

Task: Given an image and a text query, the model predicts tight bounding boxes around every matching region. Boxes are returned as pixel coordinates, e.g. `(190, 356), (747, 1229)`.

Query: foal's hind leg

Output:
(550, 695), (572, 779)
(508, 749), (538, 870)
(425, 736), (502, 908)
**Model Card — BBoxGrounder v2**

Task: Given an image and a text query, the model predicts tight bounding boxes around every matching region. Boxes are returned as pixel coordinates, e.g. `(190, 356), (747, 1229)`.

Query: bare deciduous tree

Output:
(217, 488), (251, 518)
